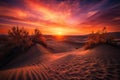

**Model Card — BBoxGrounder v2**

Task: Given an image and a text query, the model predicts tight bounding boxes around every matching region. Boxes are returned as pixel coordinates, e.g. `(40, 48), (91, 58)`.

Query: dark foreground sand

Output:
(0, 44), (120, 80)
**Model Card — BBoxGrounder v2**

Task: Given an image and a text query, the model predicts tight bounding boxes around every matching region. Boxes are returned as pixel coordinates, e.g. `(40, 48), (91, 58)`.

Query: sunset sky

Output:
(0, 0), (120, 35)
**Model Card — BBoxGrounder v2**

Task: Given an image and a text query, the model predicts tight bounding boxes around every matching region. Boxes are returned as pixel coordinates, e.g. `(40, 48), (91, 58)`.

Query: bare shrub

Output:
(8, 26), (32, 51)
(84, 27), (115, 49)
(0, 27), (48, 67)
(32, 29), (47, 47)
(6, 27), (47, 51)
(0, 27), (34, 67)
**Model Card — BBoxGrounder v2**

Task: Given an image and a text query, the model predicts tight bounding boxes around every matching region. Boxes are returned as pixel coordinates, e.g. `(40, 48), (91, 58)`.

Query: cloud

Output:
(83, 4), (120, 29)
(0, 0), (120, 35)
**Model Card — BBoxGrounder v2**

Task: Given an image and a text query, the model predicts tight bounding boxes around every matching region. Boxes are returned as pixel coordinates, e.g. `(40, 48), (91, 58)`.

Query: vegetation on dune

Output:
(8, 27), (32, 51)
(84, 27), (116, 49)
(7, 26), (47, 51)
(0, 26), (47, 67)
(32, 29), (47, 47)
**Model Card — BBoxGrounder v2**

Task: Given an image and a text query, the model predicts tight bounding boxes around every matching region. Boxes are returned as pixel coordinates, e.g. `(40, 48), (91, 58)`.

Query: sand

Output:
(0, 44), (120, 80)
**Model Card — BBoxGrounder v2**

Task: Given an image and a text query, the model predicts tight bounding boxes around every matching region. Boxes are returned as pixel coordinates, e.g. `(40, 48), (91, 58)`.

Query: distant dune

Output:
(0, 44), (120, 80)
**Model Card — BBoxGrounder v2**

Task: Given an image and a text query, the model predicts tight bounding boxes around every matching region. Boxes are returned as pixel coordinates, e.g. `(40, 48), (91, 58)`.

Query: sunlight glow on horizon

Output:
(52, 28), (66, 35)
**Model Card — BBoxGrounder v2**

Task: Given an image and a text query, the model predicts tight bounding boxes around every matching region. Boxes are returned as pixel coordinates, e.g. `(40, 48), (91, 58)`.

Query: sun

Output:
(57, 31), (63, 35)
(51, 28), (66, 40)
(52, 28), (66, 36)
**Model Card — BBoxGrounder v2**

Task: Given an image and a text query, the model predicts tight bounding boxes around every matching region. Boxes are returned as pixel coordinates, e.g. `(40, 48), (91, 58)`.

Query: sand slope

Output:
(0, 44), (120, 80)
(2, 44), (51, 69)
(47, 45), (120, 80)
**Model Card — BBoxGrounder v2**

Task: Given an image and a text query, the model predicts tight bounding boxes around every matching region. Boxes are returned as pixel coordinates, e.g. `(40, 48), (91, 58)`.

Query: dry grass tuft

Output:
(84, 27), (116, 49)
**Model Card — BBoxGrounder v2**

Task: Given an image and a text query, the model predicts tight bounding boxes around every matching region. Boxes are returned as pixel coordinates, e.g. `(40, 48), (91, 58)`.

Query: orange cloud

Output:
(0, 0), (119, 35)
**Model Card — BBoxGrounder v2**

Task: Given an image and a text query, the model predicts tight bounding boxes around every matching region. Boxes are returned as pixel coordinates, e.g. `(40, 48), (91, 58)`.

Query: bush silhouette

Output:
(8, 26), (32, 51)
(32, 29), (47, 47)
(85, 27), (115, 49)
(7, 27), (47, 50)
(0, 27), (48, 67)
(0, 27), (33, 67)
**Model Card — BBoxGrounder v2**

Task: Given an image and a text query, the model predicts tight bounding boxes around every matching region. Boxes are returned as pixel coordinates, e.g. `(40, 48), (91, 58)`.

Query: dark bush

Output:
(0, 27), (48, 67)
(84, 27), (115, 49)
(8, 26), (33, 51)
(31, 29), (47, 47)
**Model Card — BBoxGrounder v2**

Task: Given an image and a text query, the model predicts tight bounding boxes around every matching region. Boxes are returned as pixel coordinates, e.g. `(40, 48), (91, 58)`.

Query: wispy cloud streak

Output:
(0, 0), (120, 34)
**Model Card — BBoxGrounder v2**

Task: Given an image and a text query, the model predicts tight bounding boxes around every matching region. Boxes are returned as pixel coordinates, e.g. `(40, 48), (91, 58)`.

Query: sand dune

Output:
(47, 45), (120, 80)
(2, 44), (51, 69)
(0, 44), (120, 80)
